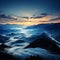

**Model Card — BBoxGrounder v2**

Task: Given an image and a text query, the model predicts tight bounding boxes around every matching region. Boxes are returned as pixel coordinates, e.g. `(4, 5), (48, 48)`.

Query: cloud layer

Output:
(50, 17), (60, 21)
(0, 14), (17, 20)
(0, 13), (60, 26)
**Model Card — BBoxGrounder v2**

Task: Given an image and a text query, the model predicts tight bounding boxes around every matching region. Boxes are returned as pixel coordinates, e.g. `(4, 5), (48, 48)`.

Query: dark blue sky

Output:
(0, 0), (60, 25)
(0, 0), (60, 17)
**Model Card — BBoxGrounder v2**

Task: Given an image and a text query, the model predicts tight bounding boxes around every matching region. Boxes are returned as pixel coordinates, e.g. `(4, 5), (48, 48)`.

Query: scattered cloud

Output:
(21, 16), (29, 19)
(31, 13), (49, 19)
(0, 14), (17, 20)
(0, 13), (60, 26)
(50, 17), (60, 21)
(40, 13), (49, 16)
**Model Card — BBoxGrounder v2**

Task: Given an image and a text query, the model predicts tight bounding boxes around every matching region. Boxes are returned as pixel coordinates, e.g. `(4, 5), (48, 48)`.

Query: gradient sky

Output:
(0, 0), (60, 26)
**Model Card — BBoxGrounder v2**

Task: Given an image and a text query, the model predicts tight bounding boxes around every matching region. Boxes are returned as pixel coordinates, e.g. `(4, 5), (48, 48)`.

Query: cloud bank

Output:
(0, 13), (60, 26)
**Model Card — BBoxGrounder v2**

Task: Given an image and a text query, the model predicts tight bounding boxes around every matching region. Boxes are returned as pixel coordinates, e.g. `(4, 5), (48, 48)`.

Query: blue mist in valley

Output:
(0, 23), (60, 60)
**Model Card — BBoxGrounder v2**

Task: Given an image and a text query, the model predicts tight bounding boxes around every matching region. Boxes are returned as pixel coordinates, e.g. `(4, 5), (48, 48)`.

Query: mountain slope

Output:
(25, 32), (60, 54)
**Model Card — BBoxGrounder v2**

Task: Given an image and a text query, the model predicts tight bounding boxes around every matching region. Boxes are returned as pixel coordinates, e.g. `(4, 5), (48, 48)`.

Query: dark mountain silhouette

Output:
(0, 43), (11, 51)
(0, 51), (17, 60)
(26, 23), (60, 30)
(25, 55), (43, 60)
(0, 43), (17, 60)
(25, 32), (60, 54)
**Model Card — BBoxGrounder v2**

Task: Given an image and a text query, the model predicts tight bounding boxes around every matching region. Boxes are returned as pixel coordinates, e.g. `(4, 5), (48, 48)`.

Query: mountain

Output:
(25, 32), (60, 54)
(45, 23), (60, 42)
(26, 23), (60, 42)
(0, 49), (17, 60)
(0, 43), (11, 51)
(26, 23), (60, 30)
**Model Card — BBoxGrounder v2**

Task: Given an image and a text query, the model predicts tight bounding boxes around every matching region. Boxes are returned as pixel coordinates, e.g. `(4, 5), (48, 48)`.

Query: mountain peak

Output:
(25, 32), (60, 54)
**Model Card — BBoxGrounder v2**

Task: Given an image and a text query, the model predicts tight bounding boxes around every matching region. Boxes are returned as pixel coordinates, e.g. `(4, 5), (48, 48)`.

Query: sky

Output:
(0, 0), (60, 26)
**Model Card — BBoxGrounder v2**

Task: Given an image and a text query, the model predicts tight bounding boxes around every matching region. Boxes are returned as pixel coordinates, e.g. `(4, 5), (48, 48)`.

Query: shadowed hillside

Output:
(25, 55), (43, 60)
(0, 44), (17, 60)
(0, 51), (18, 60)
(25, 32), (60, 54)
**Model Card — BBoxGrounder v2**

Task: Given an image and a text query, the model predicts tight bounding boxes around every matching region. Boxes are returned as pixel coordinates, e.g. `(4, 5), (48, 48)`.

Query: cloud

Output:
(31, 13), (49, 19)
(0, 13), (52, 25)
(50, 17), (60, 21)
(0, 14), (29, 24)
(21, 16), (29, 19)
(0, 14), (17, 20)
(40, 13), (49, 16)
(0, 12), (60, 26)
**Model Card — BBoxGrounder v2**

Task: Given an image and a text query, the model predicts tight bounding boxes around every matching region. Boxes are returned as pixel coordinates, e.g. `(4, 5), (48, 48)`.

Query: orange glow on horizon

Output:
(0, 15), (60, 26)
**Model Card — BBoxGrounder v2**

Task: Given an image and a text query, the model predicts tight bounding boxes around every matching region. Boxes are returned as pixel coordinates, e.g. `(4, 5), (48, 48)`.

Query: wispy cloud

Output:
(0, 12), (60, 25)
(0, 14), (17, 20)
(21, 16), (29, 19)
(31, 13), (49, 19)
(50, 17), (60, 21)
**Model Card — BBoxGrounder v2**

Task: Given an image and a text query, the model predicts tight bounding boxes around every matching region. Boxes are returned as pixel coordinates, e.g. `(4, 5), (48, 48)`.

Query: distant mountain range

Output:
(26, 23), (60, 29)
(26, 23), (60, 42)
